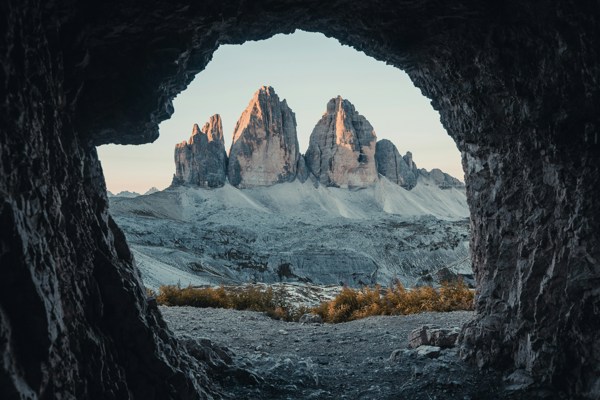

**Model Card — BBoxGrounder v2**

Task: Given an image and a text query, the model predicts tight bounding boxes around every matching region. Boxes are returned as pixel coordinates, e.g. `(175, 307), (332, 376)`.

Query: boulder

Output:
(408, 325), (460, 349)
(416, 345), (442, 358)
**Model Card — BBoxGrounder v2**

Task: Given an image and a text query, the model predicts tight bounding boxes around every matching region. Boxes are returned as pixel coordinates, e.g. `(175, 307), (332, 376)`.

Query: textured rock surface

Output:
(305, 97), (378, 188)
(173, 115), (228, 188)
(295, 155), (310, 183)
(375, 139), (464, 190)
(0, 4), (221, 398)
(228, 86), (300, 187)
(2, 1), (599, 399)
(109, 181), (471, 290)
(408, 325), (460, 349)
(419, 168), (464, 189)
(375, 139), (419, 189)
(163, 308), (541, 399)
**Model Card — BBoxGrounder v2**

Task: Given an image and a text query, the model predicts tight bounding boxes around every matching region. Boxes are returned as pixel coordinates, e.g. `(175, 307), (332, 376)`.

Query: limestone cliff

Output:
(173, 115), (227, 188)
(419, 168), (464, 189)
(375, 139), (418, 189)
(228, 86), (300, 188)
(375, 139), (464, 190)
(305, 97), (378, 188)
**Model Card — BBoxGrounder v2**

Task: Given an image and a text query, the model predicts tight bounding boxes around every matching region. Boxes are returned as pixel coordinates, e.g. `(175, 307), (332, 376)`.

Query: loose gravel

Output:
(161, 307), (541, 399)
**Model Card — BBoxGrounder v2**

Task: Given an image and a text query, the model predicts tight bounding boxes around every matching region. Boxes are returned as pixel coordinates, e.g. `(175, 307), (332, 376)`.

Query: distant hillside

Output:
(110, 178), (471, 290)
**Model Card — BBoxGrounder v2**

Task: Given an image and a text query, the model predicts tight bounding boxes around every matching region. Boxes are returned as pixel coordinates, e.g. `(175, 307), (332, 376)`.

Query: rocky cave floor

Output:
(161, 307), (552, 400)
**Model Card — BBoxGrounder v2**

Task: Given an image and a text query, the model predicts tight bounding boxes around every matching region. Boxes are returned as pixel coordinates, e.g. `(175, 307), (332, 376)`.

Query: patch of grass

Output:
(313, 280), (474, 323)
(154, 280), (474, 323)
(155, 284), (309, 322)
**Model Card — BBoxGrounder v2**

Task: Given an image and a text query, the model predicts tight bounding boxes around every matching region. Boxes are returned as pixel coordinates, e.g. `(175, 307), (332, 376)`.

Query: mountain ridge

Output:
(110, 86), (470, 291)
(172, 86), (464, 191)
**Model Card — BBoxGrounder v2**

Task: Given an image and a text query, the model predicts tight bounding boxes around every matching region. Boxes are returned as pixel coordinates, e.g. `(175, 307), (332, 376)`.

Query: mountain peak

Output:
(375, 139), (418, 189)
(256, 85), (275, 96)
(305, 97), (378, 188)
(228, 86), (300, 188)
(172, 115), (227, 188)
(201, 114), (223, 142)
(171, 87), (462, 192)
(143, 187), (160, 195)
(191, 123), (201, 136)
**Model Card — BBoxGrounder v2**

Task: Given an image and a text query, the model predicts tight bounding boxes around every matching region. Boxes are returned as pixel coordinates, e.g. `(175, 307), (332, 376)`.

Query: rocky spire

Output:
(375, 139), (418, 189)
(227, 86), (300, 187)
(172, 114), (227, 188)
(304, 96), (378, 188)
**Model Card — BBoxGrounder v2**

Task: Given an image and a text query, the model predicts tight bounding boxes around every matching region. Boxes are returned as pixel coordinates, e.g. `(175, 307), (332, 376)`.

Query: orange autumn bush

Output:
(152, 280), (474, 323)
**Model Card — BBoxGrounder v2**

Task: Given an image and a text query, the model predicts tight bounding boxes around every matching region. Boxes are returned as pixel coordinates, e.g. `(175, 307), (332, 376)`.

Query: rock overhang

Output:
(3, 1), (600, 398)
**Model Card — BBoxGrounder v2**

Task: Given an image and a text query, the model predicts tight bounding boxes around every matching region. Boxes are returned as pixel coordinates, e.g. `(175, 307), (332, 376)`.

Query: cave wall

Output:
(1, 0), (599, 399)
(400, 3), (600, 397)
(0, 1), (216, 398)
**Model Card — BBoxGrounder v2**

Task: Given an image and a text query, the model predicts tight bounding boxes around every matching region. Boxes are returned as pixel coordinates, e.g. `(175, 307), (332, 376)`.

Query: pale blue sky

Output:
(98, 30), (462, 193)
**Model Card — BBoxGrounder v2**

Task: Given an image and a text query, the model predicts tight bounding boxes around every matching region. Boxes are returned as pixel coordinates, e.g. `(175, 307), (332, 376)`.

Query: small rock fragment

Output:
(416, 345), (442, 358)
(299, 313), (323, 324)
(408, 325), (460, 349)
(388, 348), (413, 362)
(504, 369), (535, 391)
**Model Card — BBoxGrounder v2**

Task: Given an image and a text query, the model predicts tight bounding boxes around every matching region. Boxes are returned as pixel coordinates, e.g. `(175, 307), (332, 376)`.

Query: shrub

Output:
(155, 284), (307, 322)
(155, 280), (474, 324)
(315, 280), (474, 323)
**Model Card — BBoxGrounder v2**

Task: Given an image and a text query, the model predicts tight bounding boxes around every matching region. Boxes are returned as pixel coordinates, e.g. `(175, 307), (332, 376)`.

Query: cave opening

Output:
(2, 2), (599, 399)
(98, 29), (471, 293)
(97, 30), (463, 197)
(99, 30), (475, 398)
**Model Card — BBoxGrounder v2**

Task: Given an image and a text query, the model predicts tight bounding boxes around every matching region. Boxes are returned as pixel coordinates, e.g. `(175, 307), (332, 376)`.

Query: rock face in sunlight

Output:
(375, 139), (419, 189)
(305, 97), (378, 188)
(228, 86), (300, 188)
(170, 89), (464, 192)
(173, 115), (228, 188)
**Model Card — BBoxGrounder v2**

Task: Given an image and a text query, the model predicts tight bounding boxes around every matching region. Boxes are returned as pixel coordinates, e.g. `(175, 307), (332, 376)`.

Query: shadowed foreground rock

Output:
(1, 1), (599, 399)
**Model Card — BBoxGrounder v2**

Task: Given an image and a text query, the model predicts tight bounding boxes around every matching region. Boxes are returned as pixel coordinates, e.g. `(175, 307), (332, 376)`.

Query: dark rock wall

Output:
(1, 0), (599, 399)
(402, 5), (600, 397)
(0, 1), (216, 399)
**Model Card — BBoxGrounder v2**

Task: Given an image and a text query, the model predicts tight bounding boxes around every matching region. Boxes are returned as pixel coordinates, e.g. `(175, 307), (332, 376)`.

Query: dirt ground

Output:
(161, 307), (556, 400)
